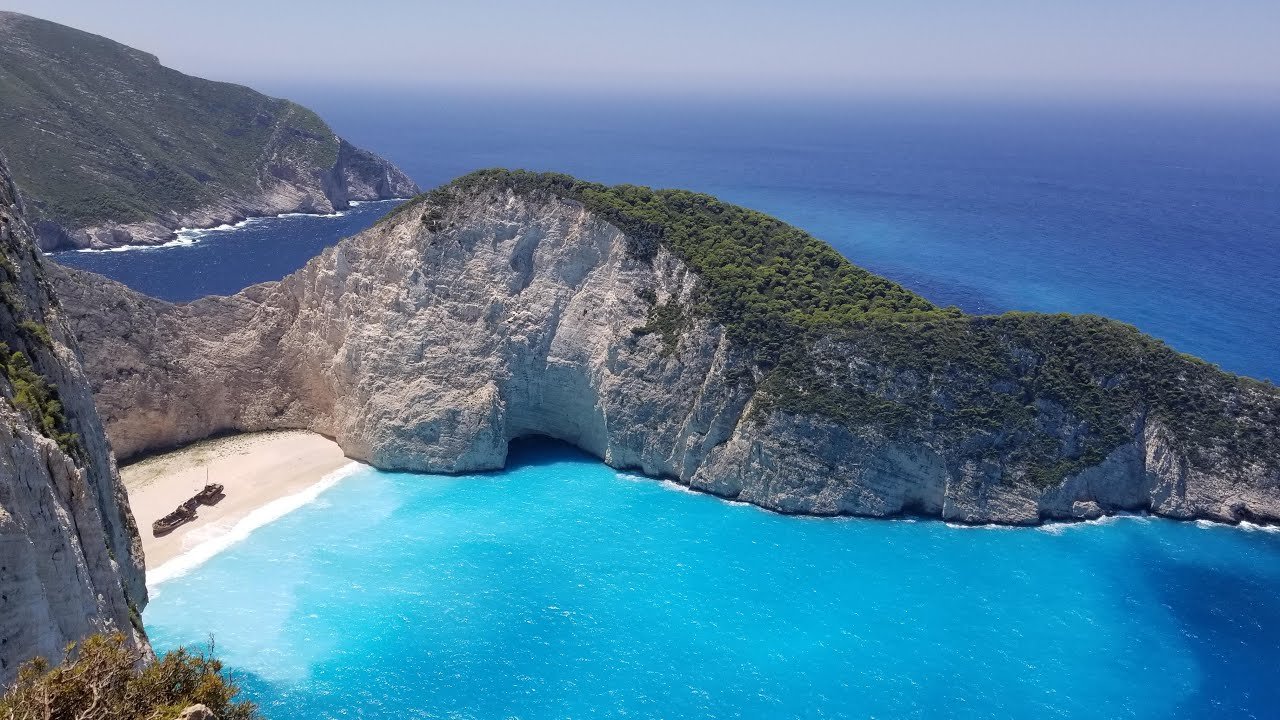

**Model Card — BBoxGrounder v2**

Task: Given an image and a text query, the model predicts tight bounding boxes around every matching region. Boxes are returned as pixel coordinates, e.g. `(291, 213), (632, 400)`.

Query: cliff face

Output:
(0, 12), (418, 251)
(49, 174), (1280, 526)
(0, 156), (147, 687)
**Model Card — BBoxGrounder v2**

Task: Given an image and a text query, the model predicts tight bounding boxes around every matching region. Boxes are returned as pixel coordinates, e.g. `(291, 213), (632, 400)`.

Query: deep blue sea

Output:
(144, 440), (1280, 720)
(55, 95), (1280, 380)
(52, 200), (404, 300)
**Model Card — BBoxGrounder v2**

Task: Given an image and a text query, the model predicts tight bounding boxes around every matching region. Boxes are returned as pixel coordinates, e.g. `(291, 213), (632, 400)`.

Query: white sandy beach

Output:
(121, 430), (351, 569)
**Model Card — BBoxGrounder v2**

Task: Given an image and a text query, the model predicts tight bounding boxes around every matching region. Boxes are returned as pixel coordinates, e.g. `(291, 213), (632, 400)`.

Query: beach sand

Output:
(121, 430), (350, 569)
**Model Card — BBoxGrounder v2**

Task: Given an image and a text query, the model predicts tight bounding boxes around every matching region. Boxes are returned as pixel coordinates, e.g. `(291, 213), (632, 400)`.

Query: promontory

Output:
(51, 170), (1280, 525)
(0, 11), (418, 250)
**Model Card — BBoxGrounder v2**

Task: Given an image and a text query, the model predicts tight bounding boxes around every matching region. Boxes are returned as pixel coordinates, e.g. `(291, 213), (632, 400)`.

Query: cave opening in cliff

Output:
(504, 435), (599, 471)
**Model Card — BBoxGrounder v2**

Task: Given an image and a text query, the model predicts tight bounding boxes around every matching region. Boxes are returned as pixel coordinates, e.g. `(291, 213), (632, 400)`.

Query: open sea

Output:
(55, 95), (1280, 381)
(59, 94), (1279, 717)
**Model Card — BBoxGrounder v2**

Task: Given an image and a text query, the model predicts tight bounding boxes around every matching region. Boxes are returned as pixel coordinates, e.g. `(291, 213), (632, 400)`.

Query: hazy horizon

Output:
(6, 1), (1279, 107)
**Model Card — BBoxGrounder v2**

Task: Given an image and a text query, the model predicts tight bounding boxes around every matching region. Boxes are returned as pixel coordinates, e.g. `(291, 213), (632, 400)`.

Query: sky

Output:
(6, 0), (1279, 103)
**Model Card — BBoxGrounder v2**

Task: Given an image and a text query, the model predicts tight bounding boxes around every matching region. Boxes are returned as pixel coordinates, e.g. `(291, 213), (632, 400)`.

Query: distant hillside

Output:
(0, 12), (418, 250)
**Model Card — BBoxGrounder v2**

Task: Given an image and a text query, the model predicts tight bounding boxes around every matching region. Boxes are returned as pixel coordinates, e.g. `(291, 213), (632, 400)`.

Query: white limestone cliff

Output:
(0, 157), (147, 686)
(50, 186), (1280, 527)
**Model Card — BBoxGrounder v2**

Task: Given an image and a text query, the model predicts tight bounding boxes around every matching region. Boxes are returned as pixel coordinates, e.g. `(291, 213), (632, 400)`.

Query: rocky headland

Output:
(0, 12), (418, 251)
(49, 170), (1280, 526)
(0, 155), (147, 686)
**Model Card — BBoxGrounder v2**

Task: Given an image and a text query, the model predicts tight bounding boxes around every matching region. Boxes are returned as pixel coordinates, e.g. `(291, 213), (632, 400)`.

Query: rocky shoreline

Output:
(54, 198), (409, 255)
(48, 172), (1280, 527)
(35, 140), (417, 251)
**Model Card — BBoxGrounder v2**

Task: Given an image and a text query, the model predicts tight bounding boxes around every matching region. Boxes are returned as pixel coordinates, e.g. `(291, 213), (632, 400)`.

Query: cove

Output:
(51, 199), (404, 303)
(144, 439), (1280, 719)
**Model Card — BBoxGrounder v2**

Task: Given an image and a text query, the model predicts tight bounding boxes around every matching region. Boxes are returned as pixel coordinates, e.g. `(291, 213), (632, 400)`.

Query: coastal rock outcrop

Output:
(0, 11), (418, 251)
(49, 171), (1280, 526)
(0, 155), (147, 686)
(176, 704), (216, 720)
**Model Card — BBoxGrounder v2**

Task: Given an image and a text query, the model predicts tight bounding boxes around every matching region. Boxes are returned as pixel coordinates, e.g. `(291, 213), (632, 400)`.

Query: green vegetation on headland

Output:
(0, 12), (338, 230)
(418, 170), (1280, 486)
(0, 633), (258, 720)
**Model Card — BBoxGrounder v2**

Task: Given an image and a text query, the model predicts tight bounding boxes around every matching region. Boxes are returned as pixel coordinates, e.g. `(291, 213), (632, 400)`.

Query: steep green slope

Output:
(0, 11), (417, 249)
(419, 170), (1280, 487)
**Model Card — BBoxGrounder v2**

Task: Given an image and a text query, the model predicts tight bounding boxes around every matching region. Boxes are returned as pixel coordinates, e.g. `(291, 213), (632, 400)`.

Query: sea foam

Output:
(67, 208), (357, 254)
(147, 461), (365, 590)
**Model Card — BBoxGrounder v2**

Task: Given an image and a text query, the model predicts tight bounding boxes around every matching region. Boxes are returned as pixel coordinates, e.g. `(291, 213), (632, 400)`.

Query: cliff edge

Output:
(50, 171), (1280, 526)
(0, 154), (147, 687)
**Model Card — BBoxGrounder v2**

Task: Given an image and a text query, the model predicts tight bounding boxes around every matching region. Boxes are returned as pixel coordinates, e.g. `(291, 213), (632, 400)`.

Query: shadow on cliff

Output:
(1138, 531), (1280, 718)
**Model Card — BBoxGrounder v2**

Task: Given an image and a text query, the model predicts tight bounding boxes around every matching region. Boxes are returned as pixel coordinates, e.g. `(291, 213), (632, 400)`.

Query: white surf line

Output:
(1195, 518), (1280, 533)
(146, 461), (365, 590)
(621, 469), (1279, 534)
(1033, 512), (1148, 534)
(69, 217), (261, 254)
(71, 232), (205, 253)
(64, 200), (404, 255)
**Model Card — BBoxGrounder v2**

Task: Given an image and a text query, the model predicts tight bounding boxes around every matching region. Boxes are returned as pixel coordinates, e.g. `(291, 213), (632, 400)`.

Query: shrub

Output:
(0, 633), (258, 720)
(0, 344), (79, 455)
(18, 320), (52, 349)
(645, 298), (687, 357)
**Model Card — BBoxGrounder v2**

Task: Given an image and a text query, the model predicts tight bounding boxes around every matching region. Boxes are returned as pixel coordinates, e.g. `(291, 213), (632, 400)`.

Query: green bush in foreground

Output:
(0, 633), (258, 720)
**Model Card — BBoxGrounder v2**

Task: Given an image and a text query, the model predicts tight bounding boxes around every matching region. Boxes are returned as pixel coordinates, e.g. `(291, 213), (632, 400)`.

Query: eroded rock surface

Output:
(50, 182), (1280, 527)
(0, 156), (147, 686)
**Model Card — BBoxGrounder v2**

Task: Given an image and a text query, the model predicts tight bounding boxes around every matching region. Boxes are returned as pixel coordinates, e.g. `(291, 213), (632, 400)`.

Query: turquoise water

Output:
(145, 441), (1280, 719)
